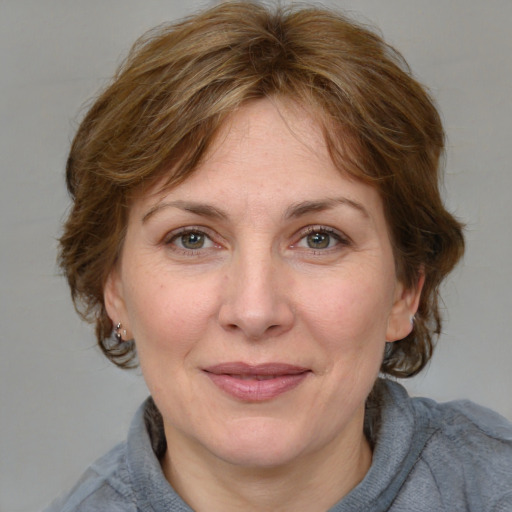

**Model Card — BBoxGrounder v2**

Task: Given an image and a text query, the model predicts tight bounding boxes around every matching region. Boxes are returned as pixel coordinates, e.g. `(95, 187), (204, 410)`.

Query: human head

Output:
(59, 1), (464, 377)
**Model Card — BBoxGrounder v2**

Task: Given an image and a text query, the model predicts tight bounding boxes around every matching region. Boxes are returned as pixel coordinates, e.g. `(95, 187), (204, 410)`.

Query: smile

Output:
(203, 363), (311, 402)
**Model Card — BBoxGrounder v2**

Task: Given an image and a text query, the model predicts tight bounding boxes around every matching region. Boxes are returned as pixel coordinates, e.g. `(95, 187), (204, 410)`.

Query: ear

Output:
(104, 267), (131, 339)
(386, 272), (425, 342)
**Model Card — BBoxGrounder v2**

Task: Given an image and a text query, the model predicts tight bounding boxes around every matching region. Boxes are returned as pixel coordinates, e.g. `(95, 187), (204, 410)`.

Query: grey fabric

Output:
(44, 380), (512, 511)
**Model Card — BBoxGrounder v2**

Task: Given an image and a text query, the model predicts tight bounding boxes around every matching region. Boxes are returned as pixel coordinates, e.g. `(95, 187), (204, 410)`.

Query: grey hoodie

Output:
(45, 379), (512, 511)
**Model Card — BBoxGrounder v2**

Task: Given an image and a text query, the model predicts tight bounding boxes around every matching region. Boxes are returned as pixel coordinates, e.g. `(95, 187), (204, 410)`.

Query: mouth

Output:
(203, 362), (311, 402)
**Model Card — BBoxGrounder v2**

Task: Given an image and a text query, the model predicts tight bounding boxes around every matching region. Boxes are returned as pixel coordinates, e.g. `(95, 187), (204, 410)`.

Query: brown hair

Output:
(59, 1), (464, 376)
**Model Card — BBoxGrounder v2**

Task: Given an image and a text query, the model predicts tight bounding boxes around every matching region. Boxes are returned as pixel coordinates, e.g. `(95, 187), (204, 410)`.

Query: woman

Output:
(47, 2), (512, 511)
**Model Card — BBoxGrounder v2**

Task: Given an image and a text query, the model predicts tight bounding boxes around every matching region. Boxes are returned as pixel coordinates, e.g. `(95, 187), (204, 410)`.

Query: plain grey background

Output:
(1, 1), (511, 511)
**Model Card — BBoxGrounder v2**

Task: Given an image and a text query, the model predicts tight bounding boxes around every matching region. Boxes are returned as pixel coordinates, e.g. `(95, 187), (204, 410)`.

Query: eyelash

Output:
(164, 225), (351, 257)
(293, 225), (351, 253)
(164, 226), (220, 256)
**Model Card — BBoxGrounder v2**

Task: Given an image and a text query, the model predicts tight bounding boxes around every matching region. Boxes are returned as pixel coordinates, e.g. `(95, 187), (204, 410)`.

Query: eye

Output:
(305, 231), (333, 249)
(167, 229), (217, 251)
(294, 226), (349, 251)
(177, 231), (208, 250)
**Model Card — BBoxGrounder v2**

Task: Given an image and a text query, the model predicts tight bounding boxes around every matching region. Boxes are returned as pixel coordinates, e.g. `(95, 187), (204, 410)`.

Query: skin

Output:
(105, 99), (422, 511)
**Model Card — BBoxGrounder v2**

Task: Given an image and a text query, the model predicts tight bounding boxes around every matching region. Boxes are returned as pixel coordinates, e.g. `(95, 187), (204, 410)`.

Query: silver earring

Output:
(115, 322), (124, 342)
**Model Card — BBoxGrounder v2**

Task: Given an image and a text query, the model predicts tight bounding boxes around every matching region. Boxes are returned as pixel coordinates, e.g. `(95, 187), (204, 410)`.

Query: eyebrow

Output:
(142, 196), (369, 223)
(142, 200), (229, 223)
(284, 197), (369, 219)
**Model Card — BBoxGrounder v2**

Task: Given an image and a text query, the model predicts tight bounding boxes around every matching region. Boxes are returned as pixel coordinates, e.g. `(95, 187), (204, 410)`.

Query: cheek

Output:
(129, 278), (220, 403)
(300, 273), (394, 346)
(123, 268), (220, 361)
(299, 275), (392, 407)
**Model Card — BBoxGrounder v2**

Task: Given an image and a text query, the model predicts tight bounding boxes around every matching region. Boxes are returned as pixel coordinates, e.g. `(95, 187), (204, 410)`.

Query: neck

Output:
(162, 413), (372, 512)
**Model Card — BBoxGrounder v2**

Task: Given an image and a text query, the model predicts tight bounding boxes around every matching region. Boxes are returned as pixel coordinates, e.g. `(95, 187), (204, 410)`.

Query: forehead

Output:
(135, 98), (384, 220)
(212, 98), (324, 155)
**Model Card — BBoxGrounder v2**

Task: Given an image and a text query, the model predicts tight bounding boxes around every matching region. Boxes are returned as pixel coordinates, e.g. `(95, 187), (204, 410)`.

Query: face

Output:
(105, 99), (420, 472)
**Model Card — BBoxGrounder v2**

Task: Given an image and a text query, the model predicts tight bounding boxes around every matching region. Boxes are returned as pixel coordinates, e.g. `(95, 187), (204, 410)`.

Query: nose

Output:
(218, 250), (295, 340)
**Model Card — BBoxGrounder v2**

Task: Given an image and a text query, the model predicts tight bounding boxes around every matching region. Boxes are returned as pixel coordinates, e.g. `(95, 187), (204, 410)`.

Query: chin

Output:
(203, 418), (314, 469)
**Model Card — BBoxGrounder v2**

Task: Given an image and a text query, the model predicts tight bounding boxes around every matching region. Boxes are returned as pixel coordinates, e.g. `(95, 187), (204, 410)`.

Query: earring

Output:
(115, 322), (127, 342)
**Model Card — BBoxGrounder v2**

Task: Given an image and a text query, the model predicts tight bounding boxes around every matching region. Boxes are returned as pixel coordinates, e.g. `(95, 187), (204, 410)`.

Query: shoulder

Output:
(43, 397), (177, 512)
(43, 442), (136, 512)
(380, 380), (512, 461)
(414, 394), (512, 458)
(341, 381), (512, 512)
(372, 380), (512, 511)
(411, 393), (512, 509)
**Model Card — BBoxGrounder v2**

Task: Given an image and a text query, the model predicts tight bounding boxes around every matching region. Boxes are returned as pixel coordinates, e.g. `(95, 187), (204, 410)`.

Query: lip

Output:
(203, 362), (311, 402)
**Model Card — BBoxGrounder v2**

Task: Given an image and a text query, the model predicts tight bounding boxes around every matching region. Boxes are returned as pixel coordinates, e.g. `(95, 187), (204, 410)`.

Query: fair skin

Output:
(105, 99), (422, 512)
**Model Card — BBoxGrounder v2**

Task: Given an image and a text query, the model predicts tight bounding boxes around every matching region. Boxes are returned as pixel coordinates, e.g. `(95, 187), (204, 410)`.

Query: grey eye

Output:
(306, 232), (331, 249)
(179, 232), (206, 249)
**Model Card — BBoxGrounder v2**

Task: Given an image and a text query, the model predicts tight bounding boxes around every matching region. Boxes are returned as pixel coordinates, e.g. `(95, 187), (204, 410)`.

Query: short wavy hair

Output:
(59, 1), (464, 376)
